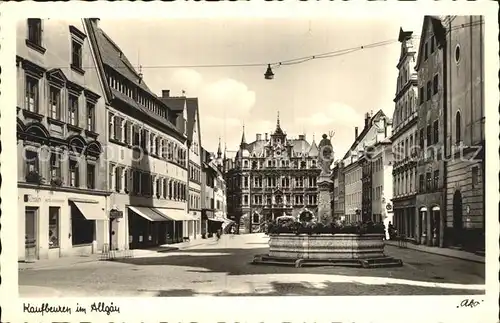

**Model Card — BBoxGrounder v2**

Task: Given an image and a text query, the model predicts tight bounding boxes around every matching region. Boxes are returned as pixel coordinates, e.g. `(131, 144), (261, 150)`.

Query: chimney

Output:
(256, 133), (262, 141)
(364, 112), (370, 128)
(355, 126), (359, 139)
(265, 133), (268, 140)
(298, 135), (305, 140)
(162, 90), (170, 98)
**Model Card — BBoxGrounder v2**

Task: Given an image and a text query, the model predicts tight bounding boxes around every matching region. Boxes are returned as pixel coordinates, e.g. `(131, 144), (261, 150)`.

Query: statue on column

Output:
(318, 132), (335, 178)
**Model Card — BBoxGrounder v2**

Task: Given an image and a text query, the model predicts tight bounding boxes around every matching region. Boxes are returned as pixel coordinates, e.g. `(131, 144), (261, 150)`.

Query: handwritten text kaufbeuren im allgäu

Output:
(23, 302), (120, 316)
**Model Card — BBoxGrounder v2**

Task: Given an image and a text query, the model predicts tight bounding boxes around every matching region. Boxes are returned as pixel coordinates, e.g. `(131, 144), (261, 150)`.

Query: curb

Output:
(385, 241), (485, 264)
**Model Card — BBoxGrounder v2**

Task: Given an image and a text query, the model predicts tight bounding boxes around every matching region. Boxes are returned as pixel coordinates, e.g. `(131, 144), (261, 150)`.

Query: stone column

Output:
(317, 178), (332, 223)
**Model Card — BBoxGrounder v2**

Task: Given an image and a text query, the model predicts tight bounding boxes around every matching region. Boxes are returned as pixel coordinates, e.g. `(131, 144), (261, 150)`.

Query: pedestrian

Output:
(388, 221), (395, 240)
(215, 228), (221, 241)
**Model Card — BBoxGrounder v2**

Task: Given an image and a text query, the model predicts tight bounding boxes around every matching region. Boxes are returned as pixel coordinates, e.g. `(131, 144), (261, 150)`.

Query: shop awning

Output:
(71, 200), (107, 220)
(155, 208), (193, 221)
(128, 206), (170, 222)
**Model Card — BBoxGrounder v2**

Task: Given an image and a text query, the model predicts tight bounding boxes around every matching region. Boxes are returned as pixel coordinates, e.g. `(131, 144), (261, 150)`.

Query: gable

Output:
(414, 16), (446, 71)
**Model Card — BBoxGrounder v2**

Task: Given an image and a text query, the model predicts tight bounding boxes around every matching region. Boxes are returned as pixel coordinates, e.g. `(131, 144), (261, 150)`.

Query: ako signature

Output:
(457, 299), (483, 308)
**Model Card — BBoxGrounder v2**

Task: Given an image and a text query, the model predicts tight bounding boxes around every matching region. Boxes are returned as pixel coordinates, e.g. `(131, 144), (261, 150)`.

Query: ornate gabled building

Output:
(390, 27), (420, 242)
(224, 114), (321, 232)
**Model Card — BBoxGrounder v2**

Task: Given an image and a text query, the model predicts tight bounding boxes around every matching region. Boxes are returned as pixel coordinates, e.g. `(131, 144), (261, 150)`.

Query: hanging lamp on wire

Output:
(264, 64), (274, 80)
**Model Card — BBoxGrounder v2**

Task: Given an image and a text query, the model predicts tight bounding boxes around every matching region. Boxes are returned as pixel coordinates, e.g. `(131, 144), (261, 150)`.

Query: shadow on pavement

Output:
(136, 281), (484, 297)
(109, 246), (485, 285)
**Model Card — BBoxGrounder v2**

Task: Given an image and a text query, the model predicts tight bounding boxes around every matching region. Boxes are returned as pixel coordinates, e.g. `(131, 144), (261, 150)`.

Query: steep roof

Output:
(86, 19), (182, 137)
(414, 16), (446, 71)
(160, 96), (186, 112)
(308, 138), (319, 157)
(186, 98), (199, 144)
(342, 109), (386, 160)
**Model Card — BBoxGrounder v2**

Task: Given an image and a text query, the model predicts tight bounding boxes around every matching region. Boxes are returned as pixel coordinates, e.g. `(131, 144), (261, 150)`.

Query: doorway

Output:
(25, 207), (38, 260)
(453, 190), (463, 246)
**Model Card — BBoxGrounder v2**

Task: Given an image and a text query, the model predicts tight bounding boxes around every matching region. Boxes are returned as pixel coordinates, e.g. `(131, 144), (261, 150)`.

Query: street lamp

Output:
(264, 64), (274, 80)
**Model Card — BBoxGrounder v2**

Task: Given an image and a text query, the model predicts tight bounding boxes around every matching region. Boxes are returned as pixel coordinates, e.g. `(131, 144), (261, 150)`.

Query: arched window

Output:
(455, 111), (461, 144)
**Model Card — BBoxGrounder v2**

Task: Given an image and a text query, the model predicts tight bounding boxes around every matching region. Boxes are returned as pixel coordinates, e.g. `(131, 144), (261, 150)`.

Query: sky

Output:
(99, 17), (424, 159)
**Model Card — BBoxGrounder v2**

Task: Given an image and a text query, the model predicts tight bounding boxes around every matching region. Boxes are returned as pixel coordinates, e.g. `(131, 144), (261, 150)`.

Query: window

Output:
(409, 172), (413, 192)
(433, 120), (439, 144)
(71, 40), (83, 70)
(471, 166), (479, 189)
(426, 125), (431, 146)
(68, 95), (79, 126)
(426, 172), (431, 191)
(419, 87), (424, 105)
(426, 81), (432, 101)
(163, 179), (168, 198)
(86, 103), (95, 132)
(87, 163), (95, 189)
(243, 195), (248, 205)
(433, 74), (438, 95)
(433, 170), (439, 189)
(49, 87), (60, 119)
(124, 121), (131, 145)
(133, 170), (140, 194)
(25, 76), (39, 112)
(424, 42), (428, 60)
(114, 116), (122, 141)
(455, 111), (461, 144)
(25, 150), (39, 175)
(156, 178), (161, 198)
(50, 152), (61, 178)
(419, 174), (424, 192)
(27, 19), (42, 46)
(455, 44), (461, 63)
(133, 125), (140, 146)
(48, 207), (60, 248)
(419, 128), (424, 149)
(69, 160), (79, 187)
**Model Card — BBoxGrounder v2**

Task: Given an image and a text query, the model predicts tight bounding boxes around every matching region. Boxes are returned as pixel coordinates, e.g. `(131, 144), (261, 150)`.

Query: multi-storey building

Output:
(88, 19), (193, 250)
(360, 143), (373, 222)
(201, 147), (217, 236)
(224, 115), (320, 232)
(414, 16), (447, 247)
(443, 16), (485, 252)
(17, 19), (109, 260)
(331, 161), (345, 219)
(371, 138), (394, 234)
(160, 91), (203, 240)
(342, 110), (390, 223)
(390, 28), (420, 241)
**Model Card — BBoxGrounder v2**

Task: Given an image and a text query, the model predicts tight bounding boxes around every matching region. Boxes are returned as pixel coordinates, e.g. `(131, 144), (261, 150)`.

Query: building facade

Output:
(414, 16), (447, 247)
(443, 16), (485, 251)
(224, 115), (320, 232)
(390, 28), (420, 242)
(160, 92), (203, 239)
(17, 19), (109, 260)
(360, 144), (372, 222)
(371, 139), (394, 236)
(341, 110), (390, 223)
(88, 19), (193, 250)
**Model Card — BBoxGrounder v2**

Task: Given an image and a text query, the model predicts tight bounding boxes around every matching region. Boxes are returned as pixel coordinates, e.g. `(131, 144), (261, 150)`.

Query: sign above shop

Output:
(110, 209), (124, 219)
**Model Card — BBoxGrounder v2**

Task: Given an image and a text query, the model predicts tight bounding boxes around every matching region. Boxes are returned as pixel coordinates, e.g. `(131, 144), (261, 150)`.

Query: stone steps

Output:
(252, 254), (403, 268)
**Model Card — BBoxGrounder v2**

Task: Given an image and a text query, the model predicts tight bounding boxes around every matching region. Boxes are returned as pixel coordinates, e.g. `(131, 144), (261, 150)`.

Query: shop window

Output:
(48, 207), (60, 249)
(71, 204), (95, 245)
(69, 159), (79, 187)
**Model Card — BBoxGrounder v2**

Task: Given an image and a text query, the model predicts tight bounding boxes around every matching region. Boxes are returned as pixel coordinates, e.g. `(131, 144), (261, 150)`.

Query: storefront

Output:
(201, 209), (215, 237)
(127, 206), (195, 249)
(18, 187), (109, 261)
